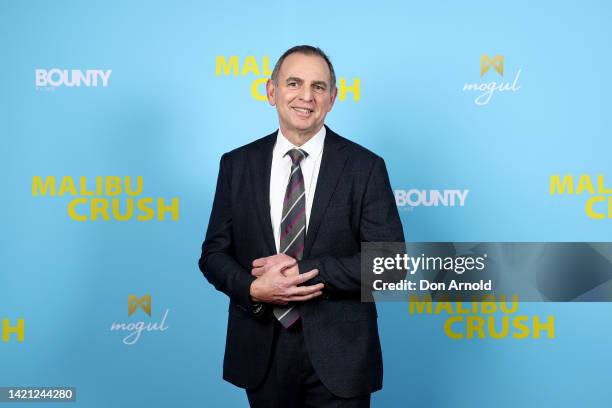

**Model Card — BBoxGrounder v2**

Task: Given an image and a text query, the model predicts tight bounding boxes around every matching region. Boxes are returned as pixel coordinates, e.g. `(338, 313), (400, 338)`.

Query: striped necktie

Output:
(273, 148), (308, 328)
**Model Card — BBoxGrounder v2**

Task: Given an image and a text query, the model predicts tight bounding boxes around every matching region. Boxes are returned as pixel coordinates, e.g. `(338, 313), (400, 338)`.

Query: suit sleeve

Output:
(297, 156), (405, 294)
(198, 153), (256, 309)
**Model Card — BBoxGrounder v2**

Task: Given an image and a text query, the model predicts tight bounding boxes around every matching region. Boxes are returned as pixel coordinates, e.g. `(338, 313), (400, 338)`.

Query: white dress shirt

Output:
(270, 126), (326, 253)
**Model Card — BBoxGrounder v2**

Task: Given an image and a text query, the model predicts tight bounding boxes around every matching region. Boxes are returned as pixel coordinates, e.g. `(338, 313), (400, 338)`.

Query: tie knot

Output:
(286, 148), (308, 166)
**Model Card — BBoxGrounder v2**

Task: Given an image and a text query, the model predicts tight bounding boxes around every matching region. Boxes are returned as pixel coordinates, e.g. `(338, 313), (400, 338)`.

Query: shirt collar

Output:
(275, 126), (326, 160)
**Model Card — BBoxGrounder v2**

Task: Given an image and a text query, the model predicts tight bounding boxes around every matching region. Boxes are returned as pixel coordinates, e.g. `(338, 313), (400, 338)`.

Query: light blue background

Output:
(2, 1), (611, 406)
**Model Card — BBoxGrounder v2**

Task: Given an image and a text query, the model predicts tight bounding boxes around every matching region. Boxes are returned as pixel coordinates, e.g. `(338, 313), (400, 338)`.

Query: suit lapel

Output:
(252, 131), (277, 255)
(304, 126), (348, 258)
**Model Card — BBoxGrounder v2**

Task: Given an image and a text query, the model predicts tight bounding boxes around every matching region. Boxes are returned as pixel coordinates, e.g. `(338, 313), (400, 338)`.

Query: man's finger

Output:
(287, 283), (324, 296)
(288, 291), (323, 302)
(272, 258), (297, 273)
(252, 258), (267, 267)
(251, 267), (264, 277)
(288, 268), (319, 286)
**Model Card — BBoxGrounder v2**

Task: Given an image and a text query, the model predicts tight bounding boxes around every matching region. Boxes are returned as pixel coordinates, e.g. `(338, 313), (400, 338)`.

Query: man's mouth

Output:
(291, 107), (314, 116)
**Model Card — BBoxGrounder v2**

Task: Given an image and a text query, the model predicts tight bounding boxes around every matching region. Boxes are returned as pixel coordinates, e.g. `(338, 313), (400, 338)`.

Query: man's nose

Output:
(299, 86), (313, 101)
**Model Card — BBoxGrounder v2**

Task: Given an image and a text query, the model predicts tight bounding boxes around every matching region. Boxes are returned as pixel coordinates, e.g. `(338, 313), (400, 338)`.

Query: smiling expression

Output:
(266, 53), (337, 144)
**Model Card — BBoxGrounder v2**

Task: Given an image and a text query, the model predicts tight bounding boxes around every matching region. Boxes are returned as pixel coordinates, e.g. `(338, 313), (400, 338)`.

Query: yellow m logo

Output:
(128, 294), (151, 316)
(480, 54), (504, 77)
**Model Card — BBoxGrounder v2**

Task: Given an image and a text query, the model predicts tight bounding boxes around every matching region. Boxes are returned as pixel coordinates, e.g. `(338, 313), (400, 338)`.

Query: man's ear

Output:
(266, 79), (276, 106)
(328, 87), (338, 111)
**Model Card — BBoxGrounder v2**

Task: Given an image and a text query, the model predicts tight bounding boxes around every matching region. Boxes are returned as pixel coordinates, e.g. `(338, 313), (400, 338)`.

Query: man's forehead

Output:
(278, 53), (331, 82)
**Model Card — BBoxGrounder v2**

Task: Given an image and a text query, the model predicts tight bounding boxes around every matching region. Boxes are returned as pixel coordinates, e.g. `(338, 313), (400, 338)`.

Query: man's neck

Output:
(279, 125), (323, 147)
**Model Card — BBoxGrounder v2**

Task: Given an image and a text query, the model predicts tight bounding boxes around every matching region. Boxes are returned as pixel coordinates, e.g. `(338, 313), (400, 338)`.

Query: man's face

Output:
(266, 53), (337, 140)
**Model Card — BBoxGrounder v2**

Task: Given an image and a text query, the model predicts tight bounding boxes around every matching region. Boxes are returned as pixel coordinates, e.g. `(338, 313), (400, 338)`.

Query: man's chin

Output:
(293, 122), (323, 134)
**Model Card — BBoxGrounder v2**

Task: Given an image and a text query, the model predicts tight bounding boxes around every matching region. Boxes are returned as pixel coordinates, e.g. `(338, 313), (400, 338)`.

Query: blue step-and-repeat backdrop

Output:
(2, 1), (612, 407)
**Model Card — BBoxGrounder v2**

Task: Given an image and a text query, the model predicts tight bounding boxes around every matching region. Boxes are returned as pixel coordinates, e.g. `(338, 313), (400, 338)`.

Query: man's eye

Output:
(288, 82), (297, 87)
(314, 85), (325, 92)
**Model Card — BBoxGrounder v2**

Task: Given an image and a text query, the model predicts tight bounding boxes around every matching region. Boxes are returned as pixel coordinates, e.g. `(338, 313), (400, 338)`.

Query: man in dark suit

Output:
(199, 45), (404, 407)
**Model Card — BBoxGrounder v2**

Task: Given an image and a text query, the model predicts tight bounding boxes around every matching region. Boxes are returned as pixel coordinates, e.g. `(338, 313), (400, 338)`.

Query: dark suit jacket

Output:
(199, 125), (404, 398)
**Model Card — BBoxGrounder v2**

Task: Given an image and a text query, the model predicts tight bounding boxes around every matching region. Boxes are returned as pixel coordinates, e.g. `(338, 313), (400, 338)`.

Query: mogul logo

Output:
(394, 189), (469, 210)
(110, 294), (169, 345)
(462, 54), (521, 105)
(409, 295), (555, 340)
(480, 54), (503, 77)
(32, 176), (179, 222)
(35, 69), (112, 89)
(550, 174), (612, 219)
(128, 294), (151, 316)
(215, 55), (360, 102)
(2, 318), (25, 342)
